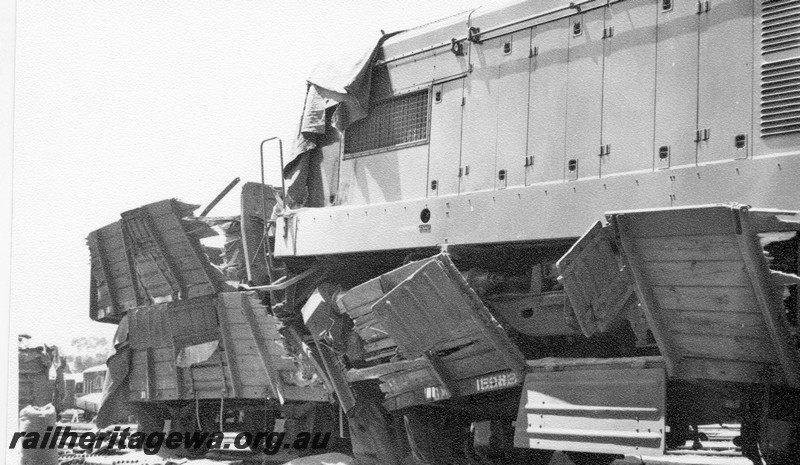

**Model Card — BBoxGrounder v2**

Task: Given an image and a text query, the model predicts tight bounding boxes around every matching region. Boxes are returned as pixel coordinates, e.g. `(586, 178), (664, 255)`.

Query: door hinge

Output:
(696, 0), (710, 14)
(694, 128), (711, 142)
(599, 144), (611, 157)
(530, 46), (538, 58)
(450, 38), (465, 56)
(458, 167), (463, 177)
(602, 26), (615, 39)
(461, 97), (466, 107)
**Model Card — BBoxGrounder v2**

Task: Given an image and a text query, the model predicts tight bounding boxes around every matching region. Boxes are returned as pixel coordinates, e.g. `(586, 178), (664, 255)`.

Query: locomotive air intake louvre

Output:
(762, 0), (800, 55)
(761, 57), (800, 136)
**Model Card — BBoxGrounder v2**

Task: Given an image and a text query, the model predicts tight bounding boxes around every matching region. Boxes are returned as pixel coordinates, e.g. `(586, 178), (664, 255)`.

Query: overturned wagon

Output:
(88, 186), (341, 457)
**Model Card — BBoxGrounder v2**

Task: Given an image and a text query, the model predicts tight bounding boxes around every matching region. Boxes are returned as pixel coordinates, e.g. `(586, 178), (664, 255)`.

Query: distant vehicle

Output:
(18, 335), (63, 412)
(58, 408), (85, 424)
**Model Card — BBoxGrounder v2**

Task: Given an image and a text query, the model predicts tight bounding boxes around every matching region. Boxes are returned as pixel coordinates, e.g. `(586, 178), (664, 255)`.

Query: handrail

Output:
(258, 137), (287, 302)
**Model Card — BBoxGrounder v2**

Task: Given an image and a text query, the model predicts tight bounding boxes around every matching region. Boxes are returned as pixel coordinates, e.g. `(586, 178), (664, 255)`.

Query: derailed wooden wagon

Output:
(282, 205), (800, 465)
(87, 185), (340, 458)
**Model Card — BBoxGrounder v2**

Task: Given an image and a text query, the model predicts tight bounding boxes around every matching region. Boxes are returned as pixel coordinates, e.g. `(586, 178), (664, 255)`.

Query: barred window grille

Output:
(344, 89), (429, 156)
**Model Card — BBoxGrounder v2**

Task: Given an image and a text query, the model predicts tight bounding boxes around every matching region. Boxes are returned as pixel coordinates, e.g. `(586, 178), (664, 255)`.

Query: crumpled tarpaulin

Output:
(283, 32), (400, 208)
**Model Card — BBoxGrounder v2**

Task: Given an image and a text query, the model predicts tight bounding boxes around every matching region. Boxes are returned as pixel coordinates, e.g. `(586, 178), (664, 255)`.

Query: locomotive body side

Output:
(276, 0), (800, 257)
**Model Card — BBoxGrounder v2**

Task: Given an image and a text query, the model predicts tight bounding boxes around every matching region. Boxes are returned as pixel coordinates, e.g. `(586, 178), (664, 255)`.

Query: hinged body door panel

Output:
(601, 0), (658, 177)
(697, 0), (754, 163)
(558, 205), (800, 386)
(461, 36), (504, 193)
(565, 9), (606, 180)
(527, 19), (570, 185)
(655, 0), (700, 169)
(496, 29), (533, 189)
(556, 221), (637, 336)
(428, 78), (465, 197)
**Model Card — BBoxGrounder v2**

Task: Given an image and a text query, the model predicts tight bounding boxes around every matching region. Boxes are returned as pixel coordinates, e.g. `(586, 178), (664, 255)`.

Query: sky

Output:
(8, 0), (485, 354)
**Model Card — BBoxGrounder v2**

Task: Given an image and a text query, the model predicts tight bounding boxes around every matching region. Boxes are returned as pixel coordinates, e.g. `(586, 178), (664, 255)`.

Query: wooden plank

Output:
(645, 260), (749, 287)
(673, 333), (777, 364)
(557, 222), (636, 337)
(556, 221), (604, 278)
(97, 224), (126, 249)
(151, 347), (176, 362)
(357, 322), (390, 342)
(526, 356), (665, 372)
(380, 367), (438, 395)
(614, 206), (737, 238)
(145, 348), (155, 400)
(364, 338), (398, 354)
(239, 292), (285, 403)
(282, 384), (330, 402)
(749, 210), (800, 233)
(737, 208), (800, 386)
(424, 351), (458, 396)
(676, 357), (785, 385)
(233, 353), (295, 371)
(88, 231), (120, 316)
(347, 302), (378, 320)
(615, 215), (679, 376)
(664, 309), (769, 339)
(233, 386), (269, 398)
(124, 209), (185, 298)
(337, 277), (384, 315)
(636, 235), (742, 262)
(438, 255), (527, 377)
(187, 365), (227, 383)
(651, 286), (758, 313)
(169, 199), (220, 294)
(215, 299), (242, 398)
(227, 322), (281, 339)
(347, 358), (429, 382)
(441, 346), (503, 380)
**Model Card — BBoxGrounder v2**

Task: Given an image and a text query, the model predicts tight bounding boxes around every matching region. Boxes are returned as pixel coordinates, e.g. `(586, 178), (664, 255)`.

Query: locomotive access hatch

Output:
(557, 204), (800, 387)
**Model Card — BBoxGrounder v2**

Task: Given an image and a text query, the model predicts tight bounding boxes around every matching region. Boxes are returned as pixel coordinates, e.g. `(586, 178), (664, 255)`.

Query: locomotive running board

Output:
(514, 356), (666, 456)
(557, 204), (800, 386)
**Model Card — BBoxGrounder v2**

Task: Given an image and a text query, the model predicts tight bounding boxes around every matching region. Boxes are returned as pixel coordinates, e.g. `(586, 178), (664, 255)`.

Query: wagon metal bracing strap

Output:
(239, 266), (317, 292)
(240, 293), (286, 404)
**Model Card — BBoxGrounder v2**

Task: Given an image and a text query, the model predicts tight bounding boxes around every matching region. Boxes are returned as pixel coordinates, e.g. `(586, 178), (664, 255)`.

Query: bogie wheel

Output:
(405, 408), (471, 465)
(168, 404), (212, 459)
(467, 420), (553, 465)
(564, 451), (621, 465)
(504, 448), (554, 465)
(132, 403), (167, 435)
(760, 420), (800, 465)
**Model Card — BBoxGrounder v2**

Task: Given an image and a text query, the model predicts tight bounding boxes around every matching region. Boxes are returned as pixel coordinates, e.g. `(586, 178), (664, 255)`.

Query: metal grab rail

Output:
(258, 137), (286, 289)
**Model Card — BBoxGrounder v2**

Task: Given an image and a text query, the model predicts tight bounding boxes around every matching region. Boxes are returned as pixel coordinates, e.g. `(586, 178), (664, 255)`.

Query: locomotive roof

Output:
(381, 0), (576, 63)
